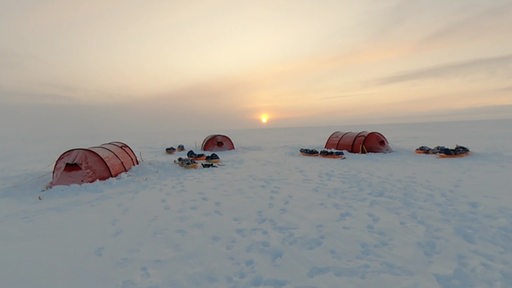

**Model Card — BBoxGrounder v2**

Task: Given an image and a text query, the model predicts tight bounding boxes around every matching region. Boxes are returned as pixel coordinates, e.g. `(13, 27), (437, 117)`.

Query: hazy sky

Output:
(1, 0), (511, 130)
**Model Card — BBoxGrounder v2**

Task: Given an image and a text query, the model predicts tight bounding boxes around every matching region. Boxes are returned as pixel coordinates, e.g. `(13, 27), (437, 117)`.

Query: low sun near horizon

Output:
(260, 113), (269, 124)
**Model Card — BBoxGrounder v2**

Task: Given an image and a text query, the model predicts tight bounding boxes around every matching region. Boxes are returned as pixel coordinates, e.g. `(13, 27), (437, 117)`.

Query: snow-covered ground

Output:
(1, 119), (511, 288)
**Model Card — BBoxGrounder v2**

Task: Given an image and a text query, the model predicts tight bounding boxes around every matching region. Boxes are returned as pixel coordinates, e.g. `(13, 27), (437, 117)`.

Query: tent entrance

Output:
(64, 163), (81, 172)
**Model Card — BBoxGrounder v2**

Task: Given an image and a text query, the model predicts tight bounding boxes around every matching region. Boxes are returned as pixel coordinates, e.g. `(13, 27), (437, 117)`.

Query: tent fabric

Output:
(50, 141), (138, 187)
(201, 134), (235, 151)
(324, 131), (392, 153)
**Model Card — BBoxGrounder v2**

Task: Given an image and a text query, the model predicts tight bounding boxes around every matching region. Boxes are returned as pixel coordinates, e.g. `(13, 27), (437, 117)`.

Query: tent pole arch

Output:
(108, 141), (139, 165)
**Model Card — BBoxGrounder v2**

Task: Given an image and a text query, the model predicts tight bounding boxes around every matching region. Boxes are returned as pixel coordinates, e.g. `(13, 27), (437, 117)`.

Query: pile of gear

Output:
(299, 148), (345, 159)
(174, 150), (221, 169)
(165, 144), (186, 154)
(415, 145), (470, 157)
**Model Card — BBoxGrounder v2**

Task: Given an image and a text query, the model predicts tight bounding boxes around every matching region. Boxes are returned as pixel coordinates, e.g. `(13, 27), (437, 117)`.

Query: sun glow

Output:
(260, 113), (269, 124)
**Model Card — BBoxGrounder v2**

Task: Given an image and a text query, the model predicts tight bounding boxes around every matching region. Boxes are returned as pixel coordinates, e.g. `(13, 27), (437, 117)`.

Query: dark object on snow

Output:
(431, 146), (448, 154)
(205, 153), (220, 163)
(454, 145), (470, 154)
(201, 163), (217, 168)
(177, 144), (185, 152)
(415, 146), (432, 154)
(165, 147), (176, 154)
(415, 145), (449, 154)
(187, 150), (206, 160)
(319, 150), (345, 159)
(300, 148), (319, 156)
(438, 145), (470, 157)
(416, 145), (470, 157)
(174, 157), (199, 168)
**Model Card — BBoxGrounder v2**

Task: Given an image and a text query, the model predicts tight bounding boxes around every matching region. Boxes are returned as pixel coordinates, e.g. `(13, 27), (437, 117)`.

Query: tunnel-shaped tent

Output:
(201, 134), (235, 151)
(49, 141), (138, 187)
(324, 131), (391, 153)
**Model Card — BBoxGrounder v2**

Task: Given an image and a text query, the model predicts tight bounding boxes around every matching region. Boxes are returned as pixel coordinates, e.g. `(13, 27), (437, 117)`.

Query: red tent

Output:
(49, 141), (138, 187)
(201, 134), (235, 151)
(324, 131), (392, 153)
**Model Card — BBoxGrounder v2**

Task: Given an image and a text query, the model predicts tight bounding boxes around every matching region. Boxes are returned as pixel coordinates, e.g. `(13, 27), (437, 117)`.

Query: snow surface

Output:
(1, 119), (511, 288)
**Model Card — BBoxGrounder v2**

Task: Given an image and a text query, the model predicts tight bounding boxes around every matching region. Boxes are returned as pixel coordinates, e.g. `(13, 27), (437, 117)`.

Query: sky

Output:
(1, 0), (511, 130)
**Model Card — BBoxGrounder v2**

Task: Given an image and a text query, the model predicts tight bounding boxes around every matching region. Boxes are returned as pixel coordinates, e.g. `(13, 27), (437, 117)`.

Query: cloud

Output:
(494, 87), (512, 94)
(374, 54), (512, 85)
(419, 2), (512, 46)
(411, 104), (512, 122)
(0, 90), (79, 105)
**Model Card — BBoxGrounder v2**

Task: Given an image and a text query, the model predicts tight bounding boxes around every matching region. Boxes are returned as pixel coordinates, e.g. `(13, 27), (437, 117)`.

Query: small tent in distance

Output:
(201, 134), (235, 151)
(49, 141), (139, 187)
(325, 131), (392, 153)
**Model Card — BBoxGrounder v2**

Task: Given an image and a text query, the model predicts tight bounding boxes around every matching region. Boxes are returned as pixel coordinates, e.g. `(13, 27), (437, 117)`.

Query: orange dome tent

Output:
(324, 131), (391, 154)
(201, 134), (235, 151)
(49, 141), (138, 187)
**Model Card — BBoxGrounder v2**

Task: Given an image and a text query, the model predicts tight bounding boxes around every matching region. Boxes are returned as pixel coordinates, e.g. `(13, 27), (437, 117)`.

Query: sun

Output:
(260, 113), (269, 124)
